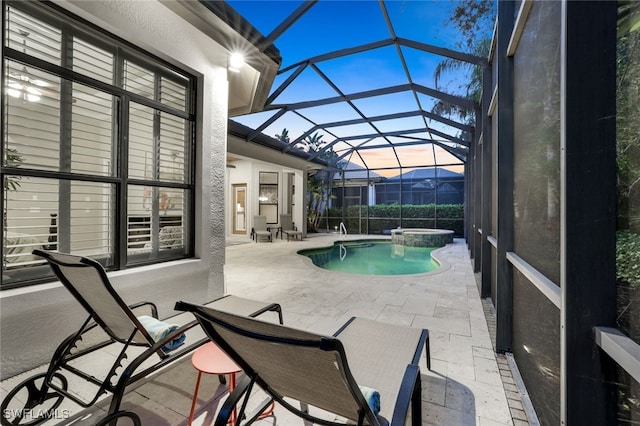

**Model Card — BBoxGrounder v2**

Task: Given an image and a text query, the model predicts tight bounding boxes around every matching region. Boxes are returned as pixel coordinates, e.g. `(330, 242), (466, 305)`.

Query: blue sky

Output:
(226, 1), (482, 174)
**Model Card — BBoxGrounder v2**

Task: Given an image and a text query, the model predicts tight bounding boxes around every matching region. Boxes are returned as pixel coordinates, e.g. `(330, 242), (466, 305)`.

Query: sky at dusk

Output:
(226, 1), (480, 175)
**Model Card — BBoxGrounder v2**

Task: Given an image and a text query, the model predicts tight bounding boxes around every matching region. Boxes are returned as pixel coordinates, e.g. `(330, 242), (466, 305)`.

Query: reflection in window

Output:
(259, 172), (278, 224)
(616, 3), (640, 422)
(128, 186), (185, 259)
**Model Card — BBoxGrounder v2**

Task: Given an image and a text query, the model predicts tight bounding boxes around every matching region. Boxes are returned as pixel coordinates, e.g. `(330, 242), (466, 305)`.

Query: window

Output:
(258, 172), (278, 224)
(1, 2), (195, 288)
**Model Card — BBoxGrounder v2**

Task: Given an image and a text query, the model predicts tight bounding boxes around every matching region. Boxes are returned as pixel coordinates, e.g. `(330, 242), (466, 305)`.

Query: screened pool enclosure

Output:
(3, 1), (640, 425)
(225, 1), (640, 425)
(226, 0), (477, 238)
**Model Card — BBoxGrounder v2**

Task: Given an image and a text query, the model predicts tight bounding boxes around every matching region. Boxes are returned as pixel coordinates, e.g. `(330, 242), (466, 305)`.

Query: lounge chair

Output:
(278, 214), (302, 241)
(251, 215), (272, 242)
(175, 301), (430, 426)
(0, 249), (283, 426)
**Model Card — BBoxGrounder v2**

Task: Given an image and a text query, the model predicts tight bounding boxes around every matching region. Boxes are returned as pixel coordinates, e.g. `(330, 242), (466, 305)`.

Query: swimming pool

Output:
(298, 240), (441, 276)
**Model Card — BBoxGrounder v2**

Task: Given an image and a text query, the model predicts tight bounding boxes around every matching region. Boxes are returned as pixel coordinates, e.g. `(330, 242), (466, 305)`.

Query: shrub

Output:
(618, 230), (640, 288)
(325, 204), (464, 236)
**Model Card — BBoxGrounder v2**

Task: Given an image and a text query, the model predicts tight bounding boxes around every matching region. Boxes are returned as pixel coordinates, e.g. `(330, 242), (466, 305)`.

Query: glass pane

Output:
(258, 172), (278, 224)
(71, 83), (114, 176)
(3, 177), (57, 264)
(160, 76), (187, 112)
(159, 112), (186, 183)
(5, 6), (62, 66)
(128, 103), (154, 180)
(512, 1), (561, 284)
(124, 60), (154, 98)
(70, 181), (114, 258)
(73, 37), (114, 85)
(2, 177), (58, 286)
(4, 61), (61, 171)
(127, 185), (186, 260)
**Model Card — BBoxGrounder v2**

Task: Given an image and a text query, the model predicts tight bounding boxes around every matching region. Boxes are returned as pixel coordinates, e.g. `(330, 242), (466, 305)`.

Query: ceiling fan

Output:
(5, 29), (64, 103)
(5, 71), (50, 103)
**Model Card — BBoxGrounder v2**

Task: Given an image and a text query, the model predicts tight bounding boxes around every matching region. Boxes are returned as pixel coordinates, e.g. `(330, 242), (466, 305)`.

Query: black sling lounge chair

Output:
(175, 301), (430, 426)
(1, 250), (282, 426)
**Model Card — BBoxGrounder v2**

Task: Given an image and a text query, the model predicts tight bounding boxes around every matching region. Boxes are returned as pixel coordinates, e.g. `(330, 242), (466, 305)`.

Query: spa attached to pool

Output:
(390, 228), (454, 248)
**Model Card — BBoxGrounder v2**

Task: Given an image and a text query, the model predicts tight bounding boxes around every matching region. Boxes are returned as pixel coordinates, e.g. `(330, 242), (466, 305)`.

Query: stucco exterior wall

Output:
(226, 137), (311, 239)
(0, 1), (229, 379)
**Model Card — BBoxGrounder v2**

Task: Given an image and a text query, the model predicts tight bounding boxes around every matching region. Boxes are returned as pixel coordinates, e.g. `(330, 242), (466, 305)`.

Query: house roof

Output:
(162, 0), (282, 116)
(385, 167), (464, 181)
(332, 161), (385, 181)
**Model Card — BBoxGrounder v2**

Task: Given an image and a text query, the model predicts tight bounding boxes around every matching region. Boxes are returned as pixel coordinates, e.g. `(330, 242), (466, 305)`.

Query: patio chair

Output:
(175, 301), (430, 426)
(251, 215), (272, 242)
(0, 249), (283, 426)
(278, 214), (302, 241)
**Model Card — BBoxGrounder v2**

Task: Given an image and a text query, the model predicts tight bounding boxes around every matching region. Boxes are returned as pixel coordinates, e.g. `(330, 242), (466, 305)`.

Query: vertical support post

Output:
(464, 160), (470, 243)
(472, 112), (482, 272)
(561, 1), (617, 424)
(341, 170), (346, 227)
(495, 0), (515, 353)
(480, 65), (493, 298)
(466, 160), (472, 244)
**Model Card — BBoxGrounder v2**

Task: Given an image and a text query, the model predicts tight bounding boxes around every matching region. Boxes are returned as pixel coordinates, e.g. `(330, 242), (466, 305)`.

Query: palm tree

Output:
(431, 0), (495, 123)
(302, 131), (323, 153)
(432, 37), (491, 123)
(275, 128), (290, 144)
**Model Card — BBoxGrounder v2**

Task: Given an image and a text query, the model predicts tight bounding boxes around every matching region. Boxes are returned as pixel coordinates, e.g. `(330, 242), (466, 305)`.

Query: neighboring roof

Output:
(386, 167), (463, 181)
(333, 161), (385, 181)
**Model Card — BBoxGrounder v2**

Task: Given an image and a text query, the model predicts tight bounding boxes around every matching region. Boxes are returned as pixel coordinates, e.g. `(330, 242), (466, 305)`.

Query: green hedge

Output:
(618, 230), (640, 288)
(325, 204), (464, 236)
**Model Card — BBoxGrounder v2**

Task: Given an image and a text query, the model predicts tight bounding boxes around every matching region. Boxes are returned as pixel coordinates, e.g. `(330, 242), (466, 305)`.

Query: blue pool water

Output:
(298, 240), (440, 276)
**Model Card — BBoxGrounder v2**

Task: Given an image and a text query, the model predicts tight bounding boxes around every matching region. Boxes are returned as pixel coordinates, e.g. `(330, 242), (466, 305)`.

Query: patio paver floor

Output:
(1, 234), (527, 425)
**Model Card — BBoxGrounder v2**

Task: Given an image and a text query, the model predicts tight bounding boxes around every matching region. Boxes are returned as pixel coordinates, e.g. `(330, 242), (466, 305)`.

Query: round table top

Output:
(191, 342), (241, 375)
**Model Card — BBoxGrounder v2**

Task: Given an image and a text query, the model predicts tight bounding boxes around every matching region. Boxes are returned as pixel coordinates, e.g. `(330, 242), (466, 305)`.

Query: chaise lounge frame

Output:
(176, 301), (430, 426)
(0, 250), (282, 426)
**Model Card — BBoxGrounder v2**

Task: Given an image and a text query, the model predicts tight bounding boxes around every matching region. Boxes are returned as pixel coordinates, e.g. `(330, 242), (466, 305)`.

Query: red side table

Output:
(188, 342), (274, 425)
(189, 342), (241, 425)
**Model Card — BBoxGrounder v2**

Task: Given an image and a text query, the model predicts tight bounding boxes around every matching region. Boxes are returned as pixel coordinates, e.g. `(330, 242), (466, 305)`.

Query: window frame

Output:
(1, 1), (197, 289)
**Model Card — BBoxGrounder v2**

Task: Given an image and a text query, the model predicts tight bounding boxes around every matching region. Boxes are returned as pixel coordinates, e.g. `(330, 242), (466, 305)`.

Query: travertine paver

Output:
(0, 234), (526, 425)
